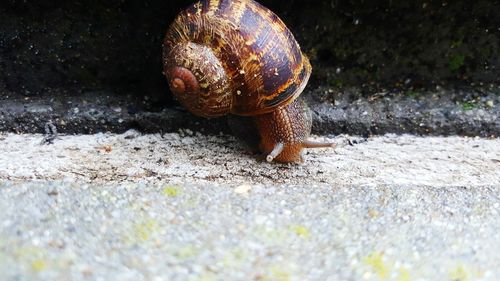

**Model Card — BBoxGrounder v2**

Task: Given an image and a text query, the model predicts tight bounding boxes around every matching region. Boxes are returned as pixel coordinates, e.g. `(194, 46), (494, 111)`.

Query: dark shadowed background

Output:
(0, 0), (498, 135)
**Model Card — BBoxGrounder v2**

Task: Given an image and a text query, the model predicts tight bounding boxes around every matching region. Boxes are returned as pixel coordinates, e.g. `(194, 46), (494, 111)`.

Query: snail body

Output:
(163, 0), (334, 162)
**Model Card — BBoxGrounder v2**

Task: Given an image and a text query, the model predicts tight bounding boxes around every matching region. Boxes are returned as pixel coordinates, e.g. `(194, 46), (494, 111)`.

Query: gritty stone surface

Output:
(0, 132), (499, 281)
(0, 131), (498, 186)
(0, 183), (499, 281)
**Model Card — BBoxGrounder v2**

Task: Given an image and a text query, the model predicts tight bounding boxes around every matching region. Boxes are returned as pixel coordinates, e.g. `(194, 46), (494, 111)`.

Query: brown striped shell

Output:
(163, 0), (311, 118)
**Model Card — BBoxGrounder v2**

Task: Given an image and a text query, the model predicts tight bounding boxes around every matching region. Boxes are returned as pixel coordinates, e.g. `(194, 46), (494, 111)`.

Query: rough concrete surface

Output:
(0, 132), (499, 281)
(0, 131), (499, 186)
(1, 89), (498, 137)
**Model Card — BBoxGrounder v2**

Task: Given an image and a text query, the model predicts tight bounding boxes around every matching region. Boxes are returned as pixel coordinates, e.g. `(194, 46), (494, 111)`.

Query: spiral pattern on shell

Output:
(163, 0), (312, 117)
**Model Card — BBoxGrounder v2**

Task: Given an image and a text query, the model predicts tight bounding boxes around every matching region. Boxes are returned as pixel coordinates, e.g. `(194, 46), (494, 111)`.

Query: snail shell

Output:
(163, 0), (335, 163)
(163, 0), (311, 117)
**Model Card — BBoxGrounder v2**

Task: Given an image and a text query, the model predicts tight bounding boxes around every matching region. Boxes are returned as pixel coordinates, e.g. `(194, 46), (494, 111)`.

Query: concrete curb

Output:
(0, 89), (498, 137)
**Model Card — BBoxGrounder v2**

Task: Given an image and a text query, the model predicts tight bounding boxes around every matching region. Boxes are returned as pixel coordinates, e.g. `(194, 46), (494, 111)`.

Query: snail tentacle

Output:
(302, 140), (336, 149)
(266, 143), (284, 162)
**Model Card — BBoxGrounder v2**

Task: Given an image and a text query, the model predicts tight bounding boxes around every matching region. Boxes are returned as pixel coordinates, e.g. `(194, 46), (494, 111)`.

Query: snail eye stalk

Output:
(302, 140), (336, 149)
(266, 143), (284, 162)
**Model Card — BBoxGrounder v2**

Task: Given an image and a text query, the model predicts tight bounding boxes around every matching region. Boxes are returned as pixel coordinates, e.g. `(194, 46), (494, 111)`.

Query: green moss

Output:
(449, 54), (465, 72)
(331, 78), (344, 88)
(406, 91), (419, 98)
(461, 102), (477, 111)
(451, 38), (464, 49)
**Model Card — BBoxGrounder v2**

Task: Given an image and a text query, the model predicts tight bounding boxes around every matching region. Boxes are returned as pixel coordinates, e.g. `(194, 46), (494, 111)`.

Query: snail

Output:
(163, 0), (334, 163)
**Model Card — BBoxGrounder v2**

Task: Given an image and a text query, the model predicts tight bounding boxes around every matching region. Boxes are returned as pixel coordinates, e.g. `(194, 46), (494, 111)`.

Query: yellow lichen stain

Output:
(364, 252), (389, 279)
(259, 266), (291, 281)
(270, 267), (291, 281)
(163, 186), (180, 197)
(15, 246), (49, 273)
(368, 208), (380, 218)
(397, 268), (412, 281)
(190, 272), (217, 281)
(134, 219), (159, 241)
(222, 248), (246, 268)
(450, 265), (469, 281)
(254, 226), (288, 245)
(31, 259), (46, 272)
(289, 225), (310, 238)
(175, 245), (198, 260)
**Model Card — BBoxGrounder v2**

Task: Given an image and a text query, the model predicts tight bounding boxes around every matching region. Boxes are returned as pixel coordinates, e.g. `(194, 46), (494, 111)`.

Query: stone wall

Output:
(1, 0), (498, 100)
